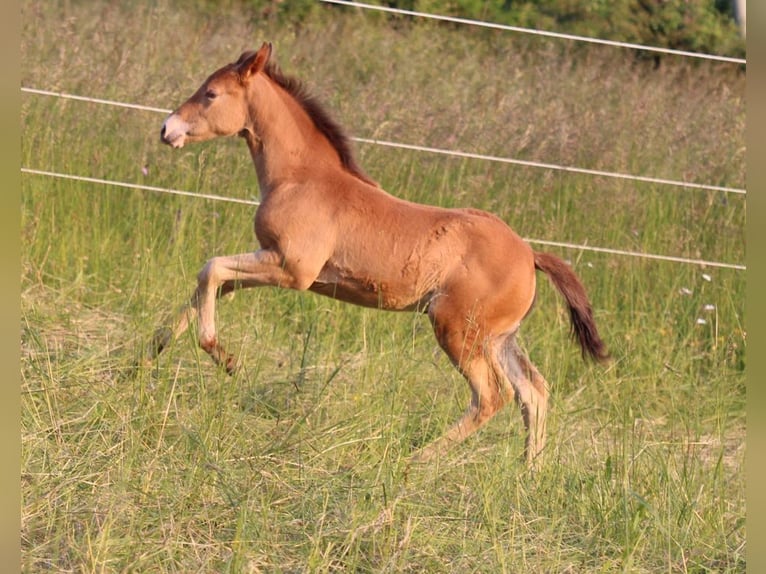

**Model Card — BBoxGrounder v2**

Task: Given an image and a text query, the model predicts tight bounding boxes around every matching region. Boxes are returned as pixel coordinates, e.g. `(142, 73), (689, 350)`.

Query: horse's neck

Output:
(242, 134), (274, 197)
(245, 78), (336, 196)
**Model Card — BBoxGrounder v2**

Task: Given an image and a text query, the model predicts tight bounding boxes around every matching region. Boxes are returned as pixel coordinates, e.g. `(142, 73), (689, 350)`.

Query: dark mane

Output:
(263, 62), (377, 187)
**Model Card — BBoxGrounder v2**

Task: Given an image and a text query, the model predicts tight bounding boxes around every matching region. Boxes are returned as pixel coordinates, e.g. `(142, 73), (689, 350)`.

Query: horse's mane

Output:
(262, 61), (378, 187)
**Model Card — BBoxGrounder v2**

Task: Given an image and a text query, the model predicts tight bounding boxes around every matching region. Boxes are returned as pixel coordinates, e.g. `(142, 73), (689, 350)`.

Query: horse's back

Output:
(319, 185), (536, 323)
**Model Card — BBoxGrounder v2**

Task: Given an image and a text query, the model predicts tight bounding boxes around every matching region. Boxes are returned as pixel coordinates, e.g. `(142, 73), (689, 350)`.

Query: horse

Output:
(152, 42), (608, 464)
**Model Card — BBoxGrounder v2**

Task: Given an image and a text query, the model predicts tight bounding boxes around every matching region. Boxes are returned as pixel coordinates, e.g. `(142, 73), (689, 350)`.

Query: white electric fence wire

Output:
(21, 87), (172, 114)
(354, 137), (745, 195)
(21, 87), (746, 195)
(20, 168), (259, 207)
(318, 0), (747, 65)
(20, 167), (745, 270)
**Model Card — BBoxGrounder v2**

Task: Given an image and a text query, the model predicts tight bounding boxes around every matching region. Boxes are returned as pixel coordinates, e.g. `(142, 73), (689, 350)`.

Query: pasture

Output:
(21, 1), (745, 572)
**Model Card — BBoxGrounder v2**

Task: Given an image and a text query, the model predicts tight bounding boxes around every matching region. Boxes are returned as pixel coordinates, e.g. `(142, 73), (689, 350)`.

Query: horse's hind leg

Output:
(500, 338), (549, 464)
(412, 309), (512, 462)
(413, 354), (507, 462)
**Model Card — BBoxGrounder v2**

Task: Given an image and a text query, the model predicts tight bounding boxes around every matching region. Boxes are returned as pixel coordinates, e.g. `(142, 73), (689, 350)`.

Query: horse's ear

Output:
(239, 42), (273, 81)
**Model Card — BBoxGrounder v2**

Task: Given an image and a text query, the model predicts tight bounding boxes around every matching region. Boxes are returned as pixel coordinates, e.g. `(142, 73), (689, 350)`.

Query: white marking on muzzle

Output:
(161, 114), (190, 148)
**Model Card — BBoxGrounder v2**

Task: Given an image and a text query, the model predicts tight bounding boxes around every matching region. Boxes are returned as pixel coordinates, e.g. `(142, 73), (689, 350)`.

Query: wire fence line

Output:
(20, 87), (746, 195)
(353, 138), (745, 195)
(21, 87), (173, 114)
(20, 167), (746, 271)
(318, 0), (747, 65)
(20, 167), (260, 206)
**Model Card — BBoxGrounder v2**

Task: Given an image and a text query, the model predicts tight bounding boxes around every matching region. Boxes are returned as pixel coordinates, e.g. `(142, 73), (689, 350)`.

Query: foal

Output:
(153, 43), (608, 463)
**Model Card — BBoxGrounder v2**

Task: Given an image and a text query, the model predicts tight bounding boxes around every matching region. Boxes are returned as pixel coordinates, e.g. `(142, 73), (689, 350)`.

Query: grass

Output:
(21, 0), (745, 571)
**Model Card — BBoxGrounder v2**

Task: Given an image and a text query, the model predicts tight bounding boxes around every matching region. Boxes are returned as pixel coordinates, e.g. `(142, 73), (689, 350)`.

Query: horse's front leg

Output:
(151, 249), (307, 374)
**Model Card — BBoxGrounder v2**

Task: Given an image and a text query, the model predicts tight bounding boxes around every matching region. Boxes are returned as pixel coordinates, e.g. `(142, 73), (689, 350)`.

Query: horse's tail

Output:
(534, 251), (609, 362)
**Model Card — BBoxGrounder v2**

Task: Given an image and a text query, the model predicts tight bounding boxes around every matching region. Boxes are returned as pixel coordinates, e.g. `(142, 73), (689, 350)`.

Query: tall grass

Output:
(21, 1), (745, 571)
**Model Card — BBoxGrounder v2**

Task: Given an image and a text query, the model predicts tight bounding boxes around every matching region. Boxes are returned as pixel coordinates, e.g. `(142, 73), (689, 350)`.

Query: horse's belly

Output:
(309, 269), (428, 311)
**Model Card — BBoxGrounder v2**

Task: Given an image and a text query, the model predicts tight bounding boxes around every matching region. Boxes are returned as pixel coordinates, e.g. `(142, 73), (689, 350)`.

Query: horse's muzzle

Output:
(160, 114), (187, 148)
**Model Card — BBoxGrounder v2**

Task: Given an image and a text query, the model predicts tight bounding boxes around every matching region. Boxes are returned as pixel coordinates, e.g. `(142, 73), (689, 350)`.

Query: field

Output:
(21, 1), (746, 572)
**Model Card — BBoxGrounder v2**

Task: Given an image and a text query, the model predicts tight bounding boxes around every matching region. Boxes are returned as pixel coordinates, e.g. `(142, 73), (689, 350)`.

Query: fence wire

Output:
(319, 0), (746, 65)
(21, 87), (746, 196)
(20, 167), (745, 271)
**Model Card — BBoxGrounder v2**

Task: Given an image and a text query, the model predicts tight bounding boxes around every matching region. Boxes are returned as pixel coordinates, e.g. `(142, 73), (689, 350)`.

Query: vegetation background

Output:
(270, 0), (746, 59)
(21, 0), (745, 571)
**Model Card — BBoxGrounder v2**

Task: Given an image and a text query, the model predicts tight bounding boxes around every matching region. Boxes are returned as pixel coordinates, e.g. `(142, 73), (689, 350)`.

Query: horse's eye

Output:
(205, 89), (218, 100)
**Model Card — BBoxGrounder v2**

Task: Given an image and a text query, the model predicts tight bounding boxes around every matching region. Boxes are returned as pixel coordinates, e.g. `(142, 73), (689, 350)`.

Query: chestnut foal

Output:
(153, 43), (608, 464)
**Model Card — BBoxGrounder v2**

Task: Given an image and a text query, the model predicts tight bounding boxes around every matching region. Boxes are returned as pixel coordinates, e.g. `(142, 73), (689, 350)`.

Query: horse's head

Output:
(160, 42), (273, 148)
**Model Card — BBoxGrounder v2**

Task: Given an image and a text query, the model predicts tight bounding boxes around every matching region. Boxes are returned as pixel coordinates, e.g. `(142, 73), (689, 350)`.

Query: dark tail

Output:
(534, 252), (609, 362)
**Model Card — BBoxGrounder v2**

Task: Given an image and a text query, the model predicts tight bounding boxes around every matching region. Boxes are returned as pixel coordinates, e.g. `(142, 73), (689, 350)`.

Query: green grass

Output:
(21, 1), (745, 571)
